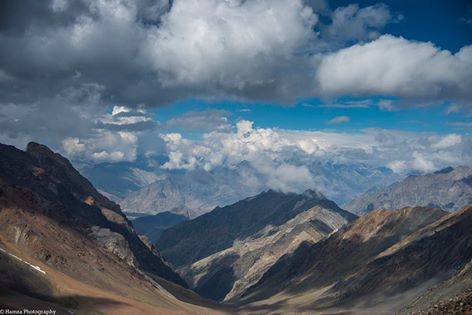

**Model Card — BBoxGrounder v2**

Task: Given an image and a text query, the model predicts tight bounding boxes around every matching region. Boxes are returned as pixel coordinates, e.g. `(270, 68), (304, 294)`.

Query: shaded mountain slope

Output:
(157, 189), (356, 301)
(326, 205), (472, 309)
(0, 142), (226, 314)
(345, 166), (472, 214)
(133, 212), (188, 244)
(239, 205), (472, 314)
(242, 206), (447, 304)
(0, 142), (184, 286)
(158, 189), (355, 268)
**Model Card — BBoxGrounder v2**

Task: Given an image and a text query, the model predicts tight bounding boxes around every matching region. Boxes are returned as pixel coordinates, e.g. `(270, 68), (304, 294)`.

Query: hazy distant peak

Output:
(345, 165), (472, 214)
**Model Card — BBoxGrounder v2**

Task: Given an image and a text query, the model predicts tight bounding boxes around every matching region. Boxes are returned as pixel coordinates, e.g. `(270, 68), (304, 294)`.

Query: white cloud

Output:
(62, 131), (138, 162)
(58, 105), (157, 163)
(267, 164), (314, 193)
(316, 35), (472, 101)
(146, 0), (317, 93)
(444, 104), (461, 115)
(2, 0), (472, 107)
(378, 99), (398, 111)
(431, 134), (462, 149)
(388, 160), (408, 173)
(158, 120), (472, 193)
(325, 4), (392, 45)
(328, 116), (350, 124)
(62, 137), (85, 155)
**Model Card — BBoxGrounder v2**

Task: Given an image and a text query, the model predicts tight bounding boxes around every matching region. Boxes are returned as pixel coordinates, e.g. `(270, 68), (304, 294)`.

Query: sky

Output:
(0, 0), (471, 186)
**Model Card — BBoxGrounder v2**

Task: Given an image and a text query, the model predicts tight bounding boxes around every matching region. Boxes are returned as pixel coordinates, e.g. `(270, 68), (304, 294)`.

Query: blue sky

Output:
(155, 98), (468, 137)
(348, 0), (472, 52)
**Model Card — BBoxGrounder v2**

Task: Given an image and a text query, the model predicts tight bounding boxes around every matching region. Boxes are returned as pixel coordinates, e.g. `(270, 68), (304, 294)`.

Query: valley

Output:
(1, 142), (471, 314)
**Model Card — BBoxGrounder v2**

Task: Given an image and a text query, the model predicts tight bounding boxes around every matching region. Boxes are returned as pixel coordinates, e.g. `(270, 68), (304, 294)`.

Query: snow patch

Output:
(0, 247), (46, 275)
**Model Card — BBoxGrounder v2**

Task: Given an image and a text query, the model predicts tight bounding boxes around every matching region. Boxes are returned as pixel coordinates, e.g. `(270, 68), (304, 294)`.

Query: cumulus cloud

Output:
(321, 3), (394, 48)
(59, 105), (158, 163)
(159, 120), (472, 184)
(316, 35), (472, 102)
(62, 130), (138, 162)
(1, 0), (472, 173)
(146, 0), (317, 93)
(96, 105), (158, 132)
(3, 0), (469, 108)
(0, 0), (320, 105)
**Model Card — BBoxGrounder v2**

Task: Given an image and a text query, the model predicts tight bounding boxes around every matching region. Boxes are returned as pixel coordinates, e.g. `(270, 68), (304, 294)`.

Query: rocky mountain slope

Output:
(157, 189), (356, 301)
(0, 142), (223, 314)
(133, 212), (188, 243)
(344, 166), (472, 214)
(240, 205), (472, 314)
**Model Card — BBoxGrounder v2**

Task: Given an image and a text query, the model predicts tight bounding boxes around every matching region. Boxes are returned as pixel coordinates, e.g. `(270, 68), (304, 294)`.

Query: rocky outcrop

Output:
(90, 226), (137, 267)
(344, 166), (472, 214)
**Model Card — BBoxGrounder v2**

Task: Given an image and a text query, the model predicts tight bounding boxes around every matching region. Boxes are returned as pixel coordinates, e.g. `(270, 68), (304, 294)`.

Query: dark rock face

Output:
(133, 212), (188, 244)
(344, 166), (472, 213)
(157, 189), (356, 301)
(0, 142), (186, 288)
(158, 189), (355, 268)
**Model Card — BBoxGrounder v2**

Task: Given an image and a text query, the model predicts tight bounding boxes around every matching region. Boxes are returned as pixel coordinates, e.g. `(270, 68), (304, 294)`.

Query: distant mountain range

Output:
(157, 189), (356, 301)
(344, 166), (472, 214)
(84, 160), (400, 217)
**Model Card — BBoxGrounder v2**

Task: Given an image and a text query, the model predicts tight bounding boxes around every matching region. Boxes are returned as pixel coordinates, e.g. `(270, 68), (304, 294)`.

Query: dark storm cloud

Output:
(0, 0), (470, 115)
(0, 0), (397, 109)
(0, 0), (177, 106)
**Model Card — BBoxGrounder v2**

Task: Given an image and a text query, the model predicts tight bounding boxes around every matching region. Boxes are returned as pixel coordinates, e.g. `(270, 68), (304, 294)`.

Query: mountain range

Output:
(1, 141), (471, 314)
(0, 142), (222, 314)
(157, 189), (356, 301)
(345, 165), (472, 214)
(84, 159), (400, 218)
(240, 205), (472, 314)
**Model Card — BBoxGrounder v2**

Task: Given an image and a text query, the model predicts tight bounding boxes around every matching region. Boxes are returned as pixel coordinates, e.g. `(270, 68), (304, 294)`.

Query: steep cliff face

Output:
(344, 166), (472, 214)
(0, 142), (186, 288)
(157, 189), (356, 301)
